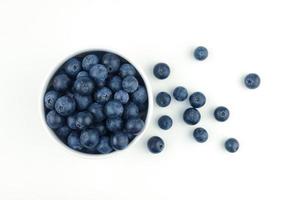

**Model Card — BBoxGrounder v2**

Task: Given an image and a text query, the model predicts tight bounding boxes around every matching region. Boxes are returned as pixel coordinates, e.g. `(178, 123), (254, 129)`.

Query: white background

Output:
(0, 0), (292, 199)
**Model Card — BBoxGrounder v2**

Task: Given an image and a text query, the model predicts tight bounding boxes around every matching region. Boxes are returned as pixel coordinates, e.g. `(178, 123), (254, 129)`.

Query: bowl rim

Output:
(39, 48), (153, 158)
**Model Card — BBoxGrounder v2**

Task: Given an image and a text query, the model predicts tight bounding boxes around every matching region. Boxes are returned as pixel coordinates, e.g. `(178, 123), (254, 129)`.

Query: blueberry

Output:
(75, 111), (93, 130)
(104, 100), (124, 118)
(52, 74), (71, 92)
(156, 92), (171, 107)
(80, 129), (100, 149)
(73, 77), (95, 95)
(153, 63), (170, 79)
(123, 102), (139, 119)
(46, 110), (64, 129)
(244, 73), (261, 89)
(44, 90), (59, 110)
(114, 90), (129, 104)
(194, 46), (208, 61)
(94, 124), (107, 136)
(122, 76), (139, 93)
(108, 76), (122, 92)
(74, 93), (92, 110)
(189, 92), (206, 108)
(147, 136), (164, 154)
(102, 53), (120, 73)
(214, 106), (229, 122)
(87, 103), (105, 122)
(82, 54), (99, 71)
(119, 63), (136, 77)
(96, 136), (113, 154)
(76, 71), (89, 79)
(67, 132), (83, 151)
(193, 127), (208, 143)
(173, 86), (188, 101)
(64, 58), (82, 77)
(89, 64), (108, 83)
(110, 132), (129, 150)
(225, 138), (239, 153)
(54, 96), (76, 116)
(67, 115), (78, 130)
(132, 86), (148, 105)
(106, 118), (123, 132)
(94, 87), (113, 104)
(158, 115), (173, 130)
(125, 118), (144, 134)
(183, 108), (201, 125)
(56, 126), (71, 142)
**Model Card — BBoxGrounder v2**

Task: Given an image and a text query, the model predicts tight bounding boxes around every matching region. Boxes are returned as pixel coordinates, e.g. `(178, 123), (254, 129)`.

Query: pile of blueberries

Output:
(44, 51), (148, 154)
(147, 46), (261, 154)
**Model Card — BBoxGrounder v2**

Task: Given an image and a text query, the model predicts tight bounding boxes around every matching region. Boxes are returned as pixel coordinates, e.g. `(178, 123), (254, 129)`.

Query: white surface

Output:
(0, 0), (291, 199)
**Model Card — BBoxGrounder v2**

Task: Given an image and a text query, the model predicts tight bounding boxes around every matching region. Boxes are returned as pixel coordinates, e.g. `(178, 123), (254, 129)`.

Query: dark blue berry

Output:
(119, 64), (136, 77)
(56, 126), (71, 142)
(173, 86), (188, 101)
(122, 76), (139, 93)
(110, 132), (129, 150)
(225, 138), (239, 153)
(132, 86), (148, 105)
(156, 92), (171, 107)
(82, 54), (99, 71)
(54, 96), (76, 116)
(244, 73), (261, 89)
(67, 115), (77, 130)
(76, 71), (89, 79)
(193, 127), (208, 143)
(106, 118), (123, 132)
(46, 110), (64, 129)
(94, 124), (107, 136)
(94, 87), (112, 104)
(89, 64), (108, 83)
(74, 93), (92, 110)
(67, 132), (82, 151)
(102, 53), (120, 73)
(104, 100), (124, 118)
(114, 90), (129, 104)
(214, 106), (229, 122)
(96, 136), (113, 154)
(189, 92), (206, 108)
(80, 129), (100, 149)
(73, 77), (95, 95)
(147, 136), (164, 154)
(108, 75), (122, 92)
(153, 63), (170, 79)
(123, 102), (139, 119)
(53, 74), (71, 92)
(87, 103), (105, 122)
(125, 118), (144, 134)
(158, 115), (173, 130)
(183, 108), (201, 125)
(75, 111), (93, 130)
(64, 58), (81, 77)
(44, 90), (59, 110)
(194, 46), (208, 61)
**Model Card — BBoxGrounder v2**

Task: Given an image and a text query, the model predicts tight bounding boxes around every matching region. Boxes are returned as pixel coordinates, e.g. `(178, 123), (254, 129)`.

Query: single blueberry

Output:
(183, 108), (201, 125)
(73, 77), (95, 95)
(80, 129), (100, 149)
(244, 73), (261, 89)
(125, 118), (144, 134)
(110, 132), (129, 150)
(119, 63), (136, 77)
(64, 58), (82, 77)
(122, 76), (139, 93)
(214, 106), (230, 122)
(132, 86), (148, 105)
(52, 74), (71, 92)
(96, 136), (113, 154)
(74, 93), (92, 110)
(147, 136), (164, 154)
(108, 76), (122, 92)
(173, 86), (188, 101)
(87, 103), (105, 122)
(102, 53), (120, 73)
(156, 92), (171, 107)
(114, 90), (129, 104)
(153, 63), (170, 79)
(193, 127), (208, 143)
(189, 92), (206, 108)
(158, 115), (173, 130)
(67, 115), (78, 130)
(46, 110), (64, 129)
(44, 90), (59, 110)
(89, 64), (108, 83)
(104, 100), (124, 118)
(54, 96), (76, 116)
(194, 46), (208, 61)
(82, 54), (99, 71)
(106, 118), (123, 132)
(75, 111), (93, 130)
(56, 126), (71, 142)
(123, 102), (139, 119)
(76, 71), (89, 79)
(94, 87), (113, 104)
(67, 132), (83, 151)
(225, 138), (239, 153)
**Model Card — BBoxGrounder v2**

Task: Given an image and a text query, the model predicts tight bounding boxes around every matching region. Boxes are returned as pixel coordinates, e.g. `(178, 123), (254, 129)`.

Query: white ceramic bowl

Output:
(40, 49), (153, 158)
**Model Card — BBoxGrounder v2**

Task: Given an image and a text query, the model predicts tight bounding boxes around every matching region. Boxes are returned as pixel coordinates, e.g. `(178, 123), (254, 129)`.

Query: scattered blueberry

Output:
(74, 93), (92, 110)
(173, 86), (188, 101)
(153, 63), (170, 79)
(89, 64), (108, 83)
(64, 58), (81, 77)
(110, 132), (129, 150)
(225, 138), (239, 153)
(44, 90), (59, 110)
(158, 115), (173, 130)
(87, 103), (105, 122)
(80, 129), (100, 149)
(193, 127), (208, 143)
(194, 46), (208, 61)
(156, 92), (171, 107)
(122, 75), (139, 93)
(183, 108), (201, 125)
(125, 118), (144, 134)
(114, 90), (129, 104)
(106, 118), (123, 132)
(147, 136), (164, 154)
(82, 54), (99, 71)
(120, 64), (136, 77)
(102, 53), (120, 73)
(244, 73), (261, 89)
(73, 77), (95, 95)
(104, 100), (124, 118)
(46, 110), (64, 129)
(108, 76), (122, 92)
(96, 136), (113, 154)
(67, 132), (83, 151)
(94, 87), (113, 104)
(75, 111), (93, 130)
(53, 74), (71, 92)
(55, 96), (76, 116)
(214, 106), (229, 122)
(189, 92), (206, 108)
